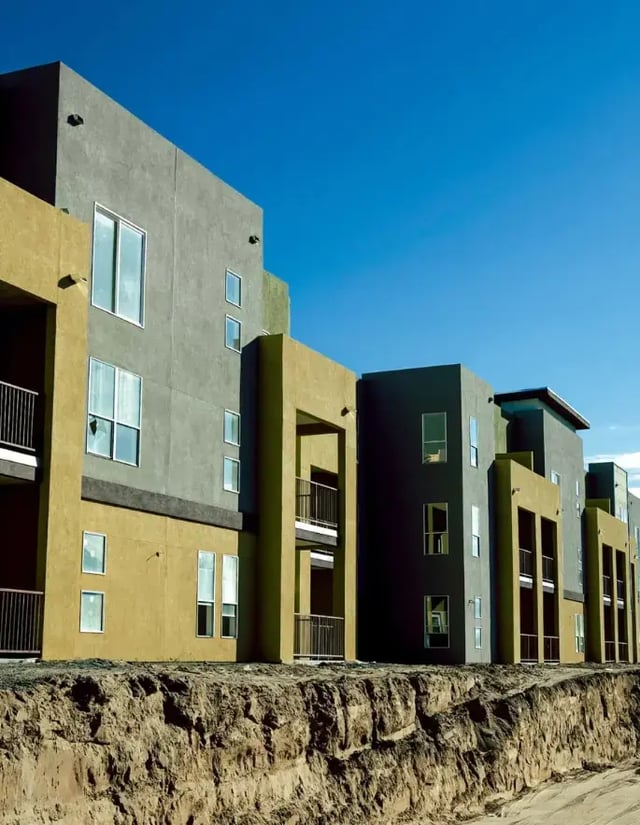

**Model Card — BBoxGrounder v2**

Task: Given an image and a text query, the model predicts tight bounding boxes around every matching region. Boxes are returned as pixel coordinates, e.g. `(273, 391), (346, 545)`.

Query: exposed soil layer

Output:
(0, 660), (638, 824)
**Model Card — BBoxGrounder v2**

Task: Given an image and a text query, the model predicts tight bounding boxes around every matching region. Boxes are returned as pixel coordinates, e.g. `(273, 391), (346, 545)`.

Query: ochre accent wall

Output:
(560, 598), (585, 664)
(258, 334), (357, 662)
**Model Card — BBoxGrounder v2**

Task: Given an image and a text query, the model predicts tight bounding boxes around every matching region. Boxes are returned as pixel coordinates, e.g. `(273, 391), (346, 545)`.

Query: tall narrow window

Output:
(422, 412), (447, 463)
(551, 470), (561, 487)
(225, 316), (241, 352)
(223, 457), (240, 493)
(221, 555), (239, 638)
(87, 358), (142, 466)
(474, 627), (482, 649)
(423, 503), (448, 555)
(224, 410), (241, 446)
(469, 416), (478, 467)
(82, 532), (106, 575)
(197, 551), (216, 637)
(473, 596), (482, 619)
(92, 207), (145, 325)
(577, 546), (583, 580)
(575, 613), (585, 653)
(424, 595), (449, 648)
(471, 505), (480, 557)
(225, 270), (242, 307)
(80, 591), (104, 633)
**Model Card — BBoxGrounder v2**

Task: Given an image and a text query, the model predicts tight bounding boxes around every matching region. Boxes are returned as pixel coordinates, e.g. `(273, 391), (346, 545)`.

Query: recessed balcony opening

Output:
(294, 549), (344, 661)
(520, 586), (537, 663)
(518, 507), (535, 582)
(540, 517), (556, 592)
(543, 590), (559, 663)
(602, 544), (613, 605)
(294, 410), (340, 539)
(603, 603), (615, 662)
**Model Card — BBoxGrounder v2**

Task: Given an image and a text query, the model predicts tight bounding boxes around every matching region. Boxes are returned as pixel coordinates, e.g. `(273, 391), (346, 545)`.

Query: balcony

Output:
(542, 555), (555, 584)
(295, 478), (338, 533)
(0, 588), (44, 656)
(543, 635), (560, 663)
(618, 641), (629, 662)
(602, 575), (612, 600)
(604, 640), (616, 662)
(617, 579), (625, 602)
(0, 380), (38, 453)
(519, 548), (534, 578)
(294, 613), (344, 660)
(520, 633), (538, 662)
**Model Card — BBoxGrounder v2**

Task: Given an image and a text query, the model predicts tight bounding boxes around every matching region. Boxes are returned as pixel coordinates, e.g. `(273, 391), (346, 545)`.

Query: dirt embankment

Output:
(0, 661), (639, 824)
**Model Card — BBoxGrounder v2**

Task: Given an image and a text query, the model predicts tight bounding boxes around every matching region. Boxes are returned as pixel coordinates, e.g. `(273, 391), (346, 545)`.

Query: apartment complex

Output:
(0, 62), (356, 662)
(358, 365), (640, 665)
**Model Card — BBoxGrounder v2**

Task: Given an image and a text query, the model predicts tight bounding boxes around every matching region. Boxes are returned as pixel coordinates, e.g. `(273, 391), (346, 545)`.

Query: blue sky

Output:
(2, 1), (640, 487)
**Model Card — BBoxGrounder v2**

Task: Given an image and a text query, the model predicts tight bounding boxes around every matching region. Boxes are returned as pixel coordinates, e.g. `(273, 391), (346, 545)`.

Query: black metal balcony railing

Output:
(294, 614), (344, 660)
(618, 641), (629, 662)
(0, 380), (38, 453)
(603, 575), (612, 598)
(520, 633), (538, 662)
(0, 588), (44, 655)
(604, 640), (616, 662)
(519, 548), (534, 577)
(295, 478), (338, 530)
(542, 555), (554, 583)
(543, 635), (560, 662)
(617, 579), (625, 601)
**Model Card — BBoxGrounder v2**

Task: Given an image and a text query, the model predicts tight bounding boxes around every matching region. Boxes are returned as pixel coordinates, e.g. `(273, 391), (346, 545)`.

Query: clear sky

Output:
(2, 1), (640, 488)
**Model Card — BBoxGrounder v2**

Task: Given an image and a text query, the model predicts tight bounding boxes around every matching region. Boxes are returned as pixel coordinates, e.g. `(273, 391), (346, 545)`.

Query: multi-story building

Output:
(358, 365), (639, 665)
(0, 62), (356, 663)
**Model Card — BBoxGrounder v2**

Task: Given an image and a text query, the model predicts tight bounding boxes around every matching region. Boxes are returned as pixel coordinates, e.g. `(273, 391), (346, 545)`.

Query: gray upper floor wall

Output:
(0, 62), (290, 519)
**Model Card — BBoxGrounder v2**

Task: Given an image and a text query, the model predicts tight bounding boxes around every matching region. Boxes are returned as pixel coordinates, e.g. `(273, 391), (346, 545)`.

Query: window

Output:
(424, 596), (449, 648)
(225, 315), (241, 352)
(575, 480), (581, 518)
(422, 412), (447, 463)
(472, 505), (480, 557)
(474, 596), (482, 619)
(223, 457), (240, 493)
(551, 470), (561, 487)
(474, 627), (482, 649)
(577, 546), (583, 578)
(225, 270), (242, 307)
(616, 503), (628, 524)
(575, 613), (585, 653)
(224, 410), (241, 446)
(82, 532), (106, 575)
(222, 555), (239, 638)
(80, 591), (104, 633)
(469, 416), (478, 467)
(197, 551), (216, 637)
(423, 503), (448, 555)
(87, 358), (142, 466)
(92, 207), (145, 325)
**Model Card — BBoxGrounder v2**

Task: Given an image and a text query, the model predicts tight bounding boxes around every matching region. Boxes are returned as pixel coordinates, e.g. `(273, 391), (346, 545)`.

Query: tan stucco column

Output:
(295, 550), (311, 614)
(333, 429), (357, 660)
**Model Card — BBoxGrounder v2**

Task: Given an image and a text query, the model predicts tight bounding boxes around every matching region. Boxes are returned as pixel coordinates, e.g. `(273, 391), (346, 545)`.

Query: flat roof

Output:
(494, 387), (590, 431)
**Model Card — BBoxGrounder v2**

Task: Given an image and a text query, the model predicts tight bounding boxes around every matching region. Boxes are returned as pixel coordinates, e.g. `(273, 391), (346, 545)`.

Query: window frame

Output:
(423, 502), (448, 555)
(474, 626), (482, 649)
(424, 595), (450, 649)
(196, 550), (216, 638)
(91, 204), (146, 328)
(223, 456), (241, 494)
(421, 412), (447, 464)
(221, 554), (239, 639)
(575, 613), (585, 653)
(225, 314), (242, 353)
(469, 415), (478, 468)
(473, 596), (482, 619)
(80, 590), (105, 634)
(550, 470), (561, 487)
(86, 357), (143, 467)
(223, 409), (241, 446)
(471, 505), (480, 557)
(81, 531), (107, 576)
(225, 269), (242, 307)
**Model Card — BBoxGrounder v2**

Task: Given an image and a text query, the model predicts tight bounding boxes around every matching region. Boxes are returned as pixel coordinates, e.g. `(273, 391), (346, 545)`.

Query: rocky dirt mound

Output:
(0, 661), (638, 824)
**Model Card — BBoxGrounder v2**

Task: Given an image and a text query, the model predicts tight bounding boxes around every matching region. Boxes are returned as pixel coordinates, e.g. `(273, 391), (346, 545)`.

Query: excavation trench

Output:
(0, 662), (638, 824)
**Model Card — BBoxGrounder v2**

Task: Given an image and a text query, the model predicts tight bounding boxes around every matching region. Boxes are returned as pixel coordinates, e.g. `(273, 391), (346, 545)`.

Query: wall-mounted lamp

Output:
(58, 273), (88, 289)
(512, 487), (520, 495)
(249, 235), (260, 245)
(341, 406), (356, 417)
(67, 113), (84, 127)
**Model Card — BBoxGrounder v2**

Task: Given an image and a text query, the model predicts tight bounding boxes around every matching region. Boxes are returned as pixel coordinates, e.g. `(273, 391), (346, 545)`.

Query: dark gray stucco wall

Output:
(460, 367), (495, 662)
(358, 365), (467, 664)
(51, 64), (265, 515)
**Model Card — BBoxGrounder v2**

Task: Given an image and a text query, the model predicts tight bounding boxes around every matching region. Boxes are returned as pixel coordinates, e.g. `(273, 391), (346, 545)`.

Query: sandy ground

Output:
(471, 765), (640, 824)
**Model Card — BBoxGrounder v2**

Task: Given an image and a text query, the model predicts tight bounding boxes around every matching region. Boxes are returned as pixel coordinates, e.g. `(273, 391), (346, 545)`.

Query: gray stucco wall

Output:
(262, 271), (290, 335)
(460, 367), (495, 663)
(51, 64), (266, 516)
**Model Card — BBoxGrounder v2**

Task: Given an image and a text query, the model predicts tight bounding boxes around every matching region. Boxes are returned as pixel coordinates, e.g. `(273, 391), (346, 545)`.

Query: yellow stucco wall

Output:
(0, 178), (90, 660)
(258, 334), (357, 662)
(560, 598), (584, 664)
(55, 501), (253, 661)
(494, 456), (562, 663)
(297, 433), (339, 477)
